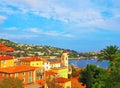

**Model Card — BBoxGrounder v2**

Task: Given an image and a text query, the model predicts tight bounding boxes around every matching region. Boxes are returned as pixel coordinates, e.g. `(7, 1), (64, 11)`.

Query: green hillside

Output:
(0, 39), (79, 58)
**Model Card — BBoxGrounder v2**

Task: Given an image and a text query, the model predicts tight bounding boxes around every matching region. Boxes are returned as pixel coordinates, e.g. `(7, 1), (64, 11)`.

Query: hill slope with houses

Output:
(0, 39), (79, 58)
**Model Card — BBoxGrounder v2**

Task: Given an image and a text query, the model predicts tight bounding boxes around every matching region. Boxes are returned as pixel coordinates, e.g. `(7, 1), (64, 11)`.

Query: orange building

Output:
(0, 65), (45, 86)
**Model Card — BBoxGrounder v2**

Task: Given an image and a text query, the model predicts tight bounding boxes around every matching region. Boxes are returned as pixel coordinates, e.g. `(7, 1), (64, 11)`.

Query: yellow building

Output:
(51, 67), (68, 78)
(56, 77), (71, 88)
(21, 57), (43, 68)
(0, 54), (15, 68)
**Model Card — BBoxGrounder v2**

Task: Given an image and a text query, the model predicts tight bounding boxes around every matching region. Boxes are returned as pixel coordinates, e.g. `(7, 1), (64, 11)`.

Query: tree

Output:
(106, 56), (120, 88)
(98, 45), (120, 88)
(0, 77), (24, 88)
(99, 45), (119, 61)
(78, 64), (108, 88)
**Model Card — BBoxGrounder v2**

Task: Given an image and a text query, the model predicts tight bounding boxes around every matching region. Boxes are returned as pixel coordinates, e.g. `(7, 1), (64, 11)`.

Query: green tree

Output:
(99, 45), (119, 61)
(98, 45), (120, 88)
(78, 64), (108, 88)
(0, 77), (24, 88)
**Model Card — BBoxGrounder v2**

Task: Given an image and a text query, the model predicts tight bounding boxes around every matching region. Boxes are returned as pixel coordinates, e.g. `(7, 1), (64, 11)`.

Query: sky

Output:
(0, 0), (120, 52)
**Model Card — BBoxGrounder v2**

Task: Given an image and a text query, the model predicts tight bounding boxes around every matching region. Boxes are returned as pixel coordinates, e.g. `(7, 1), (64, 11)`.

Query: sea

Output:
(68, 59), (109, 68)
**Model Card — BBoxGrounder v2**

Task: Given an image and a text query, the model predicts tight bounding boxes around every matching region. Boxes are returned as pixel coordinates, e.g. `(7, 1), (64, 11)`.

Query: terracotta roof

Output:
(0, 54), (13, 60)
(46, 71), (58, 76)
(0, 44), (5, 47)
(0, 65), (35, 73)
(0, 44), (14, 52)
(56, 77), (70, 83)
(21, 57), (42, 62)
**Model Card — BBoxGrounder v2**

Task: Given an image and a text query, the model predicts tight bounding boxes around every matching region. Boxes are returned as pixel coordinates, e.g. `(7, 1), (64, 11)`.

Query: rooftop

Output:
(56, 77), (70, 83)
(0, 65), (35, 73)
(21, 57), (42, 62)
(0, 44), (14, 52)
(46, 71), (58, 76)
(0, 54), (13, 60)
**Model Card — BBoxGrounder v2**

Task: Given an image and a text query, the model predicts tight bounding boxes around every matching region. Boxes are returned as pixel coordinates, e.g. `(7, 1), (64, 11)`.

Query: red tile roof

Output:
(0, 44), (5, 47)
(21, 57), (42, 62)
(0, 65), (35, 73)
(56, 77), (70, 83)
(0, 54), (13, 60)
(0, 44), (14, 52)
(46, 71), (58, 76)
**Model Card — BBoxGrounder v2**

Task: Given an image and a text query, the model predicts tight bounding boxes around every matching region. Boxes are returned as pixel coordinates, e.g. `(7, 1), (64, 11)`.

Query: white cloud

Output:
(0, 15), (7, 24)
(28, 28), (74, 38)
(0, 0), (120, 32)
(0, 33), (38, 39)
(0, 27), (18, 31)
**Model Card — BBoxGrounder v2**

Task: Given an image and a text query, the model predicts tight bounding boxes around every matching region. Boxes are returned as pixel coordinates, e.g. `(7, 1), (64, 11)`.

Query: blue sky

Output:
(0, 0), (120, 52)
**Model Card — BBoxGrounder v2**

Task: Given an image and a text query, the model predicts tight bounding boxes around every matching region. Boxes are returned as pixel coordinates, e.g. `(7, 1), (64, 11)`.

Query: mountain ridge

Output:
(0, 39), (79, 58)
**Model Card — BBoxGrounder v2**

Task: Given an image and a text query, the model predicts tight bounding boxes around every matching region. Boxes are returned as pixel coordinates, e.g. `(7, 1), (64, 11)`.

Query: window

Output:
(6, 74), (9, 77)
(37, 75), (42, 80)
(15, 73), (18, 78)
(28, 77), (32, 83)
(22, 72), (25, 76)
(2, 60), (6, 64)
(36, 63), (38, 65)
(28, 71), (32, 77)
(10, 74), (12, 77)
(2, 73), (4, 77)
(22, 78), (25, 82)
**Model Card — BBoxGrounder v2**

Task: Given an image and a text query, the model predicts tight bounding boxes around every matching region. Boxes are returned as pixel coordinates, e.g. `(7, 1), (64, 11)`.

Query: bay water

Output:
(68, 59), (109, 68)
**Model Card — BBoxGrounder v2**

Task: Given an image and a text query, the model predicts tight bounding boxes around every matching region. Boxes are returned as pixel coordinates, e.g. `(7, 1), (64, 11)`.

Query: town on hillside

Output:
(0, 43), (85, 88)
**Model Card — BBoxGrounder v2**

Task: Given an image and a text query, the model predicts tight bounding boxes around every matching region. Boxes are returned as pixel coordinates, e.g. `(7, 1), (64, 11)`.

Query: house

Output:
(0, 65), (35, 84)
(21, 57), (43, 68)
(0, 65), (45, 87)
(56, 77), (71, 88)
(0, 54), (15, 68)
(47, 59), (61, 68)
(42, 59), (50, 71)
(51, 67), (68, 78)
(50, 62), (61, 68)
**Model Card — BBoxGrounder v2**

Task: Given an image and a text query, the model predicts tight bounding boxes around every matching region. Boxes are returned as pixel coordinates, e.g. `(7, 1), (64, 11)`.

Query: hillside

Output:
(0, 39), (79, 58)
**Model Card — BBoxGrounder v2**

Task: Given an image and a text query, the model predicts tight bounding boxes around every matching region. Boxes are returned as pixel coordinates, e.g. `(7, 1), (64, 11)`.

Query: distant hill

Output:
(0, 39), (79, 58)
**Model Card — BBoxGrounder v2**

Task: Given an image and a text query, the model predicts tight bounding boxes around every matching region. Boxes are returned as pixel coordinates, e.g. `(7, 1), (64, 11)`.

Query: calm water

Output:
(68, 59), (109, 68)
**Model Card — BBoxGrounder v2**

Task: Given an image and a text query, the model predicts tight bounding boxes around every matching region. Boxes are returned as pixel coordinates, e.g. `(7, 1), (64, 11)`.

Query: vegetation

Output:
(79, 45), (120, 88)
(0, 77), (24, 88)
(98, 45), (119, 61)
(0, 39), (79, 58)
(78, 64), (108, 88)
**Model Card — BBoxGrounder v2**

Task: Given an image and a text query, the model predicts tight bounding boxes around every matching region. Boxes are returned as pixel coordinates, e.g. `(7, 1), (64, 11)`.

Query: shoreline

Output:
(69, 58), (98, 60)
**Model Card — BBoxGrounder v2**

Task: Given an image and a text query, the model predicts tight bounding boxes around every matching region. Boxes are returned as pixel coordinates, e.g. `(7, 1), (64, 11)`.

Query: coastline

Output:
(69, 57), (98, 60)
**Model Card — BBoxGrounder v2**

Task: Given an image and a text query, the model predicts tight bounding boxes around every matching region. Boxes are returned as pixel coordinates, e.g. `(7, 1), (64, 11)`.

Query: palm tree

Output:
(98, 45), (119, 61)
